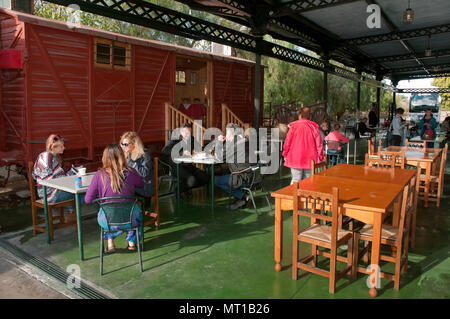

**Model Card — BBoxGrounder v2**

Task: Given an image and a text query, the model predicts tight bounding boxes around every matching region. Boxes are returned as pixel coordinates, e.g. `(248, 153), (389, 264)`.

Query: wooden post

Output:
(165, 102), (170, 143)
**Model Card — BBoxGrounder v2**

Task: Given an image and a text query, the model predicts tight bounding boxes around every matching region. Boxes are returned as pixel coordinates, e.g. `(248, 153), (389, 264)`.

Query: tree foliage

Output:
(432, 77), (450, 111)
(33, 0), (215, 49)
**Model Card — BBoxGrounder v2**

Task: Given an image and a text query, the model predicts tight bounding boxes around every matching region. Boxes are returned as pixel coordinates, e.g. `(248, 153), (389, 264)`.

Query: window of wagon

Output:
(176, 70), (186, 85)
(94, 39), (131, 71)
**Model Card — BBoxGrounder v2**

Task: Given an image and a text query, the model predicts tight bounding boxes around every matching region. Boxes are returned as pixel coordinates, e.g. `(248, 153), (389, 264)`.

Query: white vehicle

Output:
(409, 92), (441, 123)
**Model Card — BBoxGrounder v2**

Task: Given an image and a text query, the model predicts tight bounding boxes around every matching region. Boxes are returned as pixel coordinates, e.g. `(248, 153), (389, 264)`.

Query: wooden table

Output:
(317, 164), (416, 226)
(271, 171), (413, 297)
(384, 146), (442, 207)
(38, 173), (95, 261)
(410, 135), (447, 148)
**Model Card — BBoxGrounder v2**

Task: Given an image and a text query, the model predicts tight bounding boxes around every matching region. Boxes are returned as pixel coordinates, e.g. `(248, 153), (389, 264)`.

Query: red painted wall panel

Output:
(212, 60), (262, 130)
(0, 13), (25, 153)
(26, 24), (90, 162)
(134, 46), (173, 143)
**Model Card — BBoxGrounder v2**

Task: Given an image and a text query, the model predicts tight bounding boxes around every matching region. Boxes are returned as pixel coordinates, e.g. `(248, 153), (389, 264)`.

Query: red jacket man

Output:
(282, 107), (324, 183)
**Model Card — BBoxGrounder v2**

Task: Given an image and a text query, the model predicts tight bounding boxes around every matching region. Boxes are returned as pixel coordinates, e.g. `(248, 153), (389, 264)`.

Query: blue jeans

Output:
(215, 174), (249, 200)
(327, 149), (344, 165)
(49, 191), (85, 213)
(50, 190), (74, 203)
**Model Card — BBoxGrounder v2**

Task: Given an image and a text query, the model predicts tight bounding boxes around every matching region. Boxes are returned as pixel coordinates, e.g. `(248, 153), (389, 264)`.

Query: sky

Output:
(397, 78), (434, 89)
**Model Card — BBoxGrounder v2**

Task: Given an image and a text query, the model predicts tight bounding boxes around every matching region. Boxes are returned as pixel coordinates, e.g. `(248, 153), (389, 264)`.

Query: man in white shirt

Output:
(391, 108), (407, 146)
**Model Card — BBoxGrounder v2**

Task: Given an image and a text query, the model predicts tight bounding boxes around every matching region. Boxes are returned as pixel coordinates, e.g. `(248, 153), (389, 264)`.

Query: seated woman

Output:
(32, 134), (79, 205)
(161, 122), (208, 197)
(325, 123), (349, 165)
(84, 144), (144, 253)
(120, 131), (155, 211)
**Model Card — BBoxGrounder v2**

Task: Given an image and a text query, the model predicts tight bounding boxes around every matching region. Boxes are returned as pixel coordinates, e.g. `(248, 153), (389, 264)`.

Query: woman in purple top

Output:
(85, 144), (144, 253)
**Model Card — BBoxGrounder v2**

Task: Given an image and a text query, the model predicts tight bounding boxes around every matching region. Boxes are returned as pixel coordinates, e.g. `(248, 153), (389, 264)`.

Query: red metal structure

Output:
(0, 9), (263, 181)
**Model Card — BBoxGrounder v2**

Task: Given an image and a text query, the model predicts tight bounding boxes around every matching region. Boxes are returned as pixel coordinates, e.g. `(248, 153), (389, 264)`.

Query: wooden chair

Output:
(416, 143), (447, 207)
(353, 177), (416, 290)
(311, 159), (328, 176)
(368, 139), (382, 156)
(364, 153), (395, 168)
(379, 150), (406, 168)
(292, 183), (353, 294)
(410, 166), (421, 248)
(142, 157), (160, 229)
(405, 138), (426, 151)
(27, 162), (77, 242)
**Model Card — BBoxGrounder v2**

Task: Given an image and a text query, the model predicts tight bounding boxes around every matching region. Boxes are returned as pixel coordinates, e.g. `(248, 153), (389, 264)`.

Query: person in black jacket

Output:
(160, 123), (208, 196)
(358, 118), (374, 137)
(214, 123), (261, 210)
(368, 103), (379, 127)
(120, 131), (155, 210)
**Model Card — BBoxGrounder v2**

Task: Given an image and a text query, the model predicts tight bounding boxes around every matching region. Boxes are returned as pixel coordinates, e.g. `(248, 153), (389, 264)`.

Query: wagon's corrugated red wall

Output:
(0, 13), (26, 153)
(134, 46), (173, 142)
(212, 60), (264, 130)
(25, 23), (90, 162)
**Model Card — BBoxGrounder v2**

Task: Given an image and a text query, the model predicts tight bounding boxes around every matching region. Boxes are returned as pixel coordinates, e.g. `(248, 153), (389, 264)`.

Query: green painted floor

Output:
(1, 141), (449, 299)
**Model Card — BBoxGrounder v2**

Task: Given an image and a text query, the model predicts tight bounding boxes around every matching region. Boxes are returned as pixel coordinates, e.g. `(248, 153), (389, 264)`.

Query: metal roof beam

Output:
(271, 0), (360, 16)
(373, 48), (450, 63)
(400, 72), (450, 79)
(388, 63), (450, 74)
(344, 23), (450, 46)
(193, 0), (251, 16)
(397, 88), (450, 94)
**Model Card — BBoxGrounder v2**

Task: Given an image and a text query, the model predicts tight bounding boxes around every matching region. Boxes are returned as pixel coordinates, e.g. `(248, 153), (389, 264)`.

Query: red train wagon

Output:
(0, 9), (264, 182)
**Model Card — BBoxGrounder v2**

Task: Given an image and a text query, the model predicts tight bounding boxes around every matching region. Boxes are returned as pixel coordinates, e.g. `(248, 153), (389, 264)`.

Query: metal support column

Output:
(357, 81), (361, 118)
(390, 79), (399, 122)
(254, 53), (261, 132)
(391, 91), (397, 122)
(323, 70), (328, 105)
(376, 87), (381, 119)
(376, 74), (382, 122)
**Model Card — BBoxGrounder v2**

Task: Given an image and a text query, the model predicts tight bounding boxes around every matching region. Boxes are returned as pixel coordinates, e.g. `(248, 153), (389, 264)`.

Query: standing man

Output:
(391, 108), (407, 146)
(368, 103), (379, 127)
(283, 107), (324, 183)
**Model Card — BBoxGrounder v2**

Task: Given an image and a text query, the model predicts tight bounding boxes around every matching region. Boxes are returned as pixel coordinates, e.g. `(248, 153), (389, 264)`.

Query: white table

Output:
(173, 156), (219, 212)
(37, 173), (95, 260)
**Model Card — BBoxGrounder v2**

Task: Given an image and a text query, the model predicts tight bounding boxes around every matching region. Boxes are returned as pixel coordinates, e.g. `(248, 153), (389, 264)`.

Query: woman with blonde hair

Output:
(85, 144), (144, 252)
(32, 134), (79, 203)
(119, 131), (154, 211)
